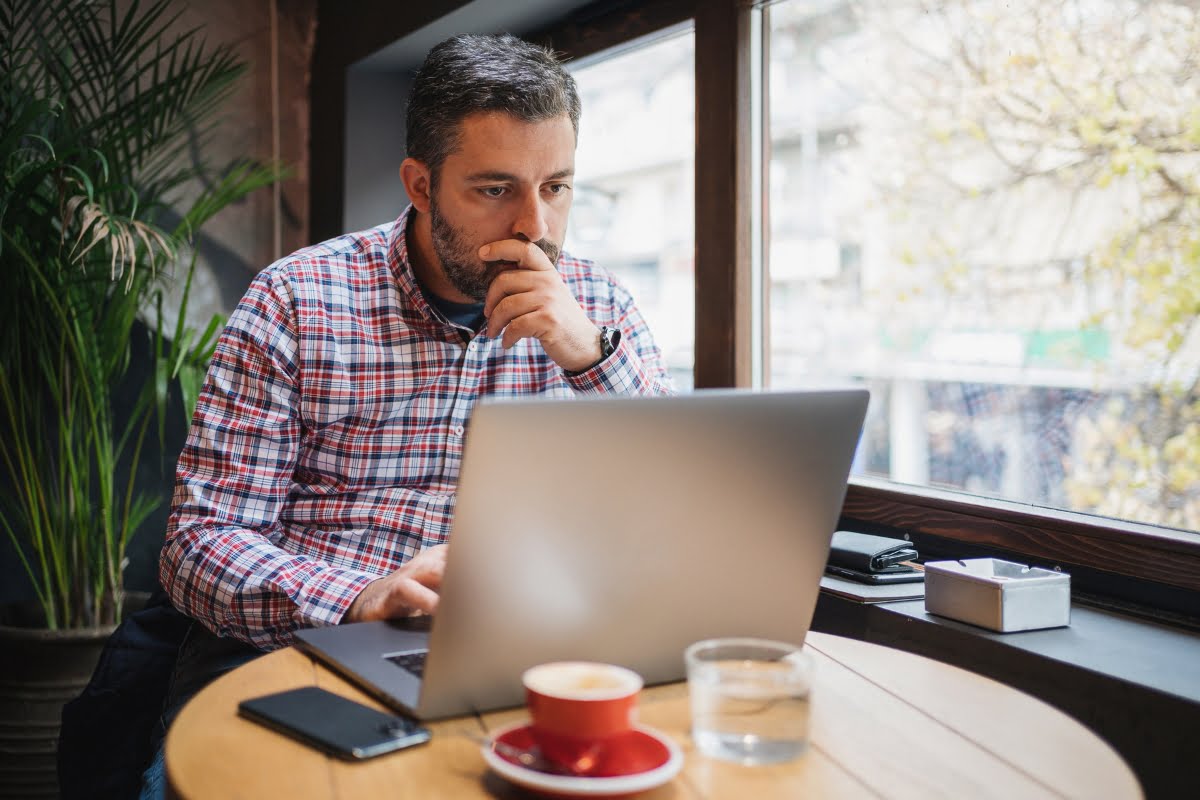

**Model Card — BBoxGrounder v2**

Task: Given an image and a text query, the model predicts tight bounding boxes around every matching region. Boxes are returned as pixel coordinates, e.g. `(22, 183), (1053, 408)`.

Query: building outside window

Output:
(568, 30), (697, 390)
(765, 0), (1199, 534)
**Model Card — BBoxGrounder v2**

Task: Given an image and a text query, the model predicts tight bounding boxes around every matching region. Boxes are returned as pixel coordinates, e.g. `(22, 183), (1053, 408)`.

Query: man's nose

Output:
(511, 191), (549, 244)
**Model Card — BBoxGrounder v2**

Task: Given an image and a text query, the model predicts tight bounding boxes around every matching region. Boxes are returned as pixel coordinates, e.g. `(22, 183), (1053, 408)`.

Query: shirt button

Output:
(453, 424), (464, 437)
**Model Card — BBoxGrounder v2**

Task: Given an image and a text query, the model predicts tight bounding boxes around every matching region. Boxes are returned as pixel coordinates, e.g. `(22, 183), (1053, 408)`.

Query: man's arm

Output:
(480, 240), (675, 396)
(343, 544), (448, 622)
(559, 280), (675, 396)
(159, 270), (380, 650)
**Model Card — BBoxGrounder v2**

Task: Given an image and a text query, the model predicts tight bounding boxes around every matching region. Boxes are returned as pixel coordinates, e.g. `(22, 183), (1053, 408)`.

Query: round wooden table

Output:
(165, 631), (1141, 799)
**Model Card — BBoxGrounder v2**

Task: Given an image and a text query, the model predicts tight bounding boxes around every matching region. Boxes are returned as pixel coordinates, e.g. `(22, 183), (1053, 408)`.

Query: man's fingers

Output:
(344, 545), (449, 623)
(368, 577), (439, 619)
(501, 313), (544, 350)
(483, 270), (540, 318)
(403, 544), (448, 589)
(407, 560), (445, 591)
(487, 293), (542, 339)
(479, 239), (553, 271)
(390, 580), (439, 616)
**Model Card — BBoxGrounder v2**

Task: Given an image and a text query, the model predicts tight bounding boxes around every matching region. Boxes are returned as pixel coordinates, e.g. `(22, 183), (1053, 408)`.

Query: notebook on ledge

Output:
(295, 388), (869, 720)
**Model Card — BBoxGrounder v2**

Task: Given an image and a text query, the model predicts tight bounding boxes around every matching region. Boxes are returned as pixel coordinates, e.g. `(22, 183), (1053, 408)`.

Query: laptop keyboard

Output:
(384, 649), (428, 678)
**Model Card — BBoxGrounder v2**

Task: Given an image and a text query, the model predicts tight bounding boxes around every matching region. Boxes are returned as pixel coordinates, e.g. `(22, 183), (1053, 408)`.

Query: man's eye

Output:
(480, 187), (506, 198)
(546, 183), (571, 195)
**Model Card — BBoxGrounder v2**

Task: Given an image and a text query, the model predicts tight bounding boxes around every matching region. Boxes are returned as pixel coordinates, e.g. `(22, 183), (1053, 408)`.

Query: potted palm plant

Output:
(0, 0), (282, 793)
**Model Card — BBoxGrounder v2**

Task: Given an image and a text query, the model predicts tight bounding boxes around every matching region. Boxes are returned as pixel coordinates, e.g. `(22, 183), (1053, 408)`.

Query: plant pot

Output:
(0, 622), (115, 799)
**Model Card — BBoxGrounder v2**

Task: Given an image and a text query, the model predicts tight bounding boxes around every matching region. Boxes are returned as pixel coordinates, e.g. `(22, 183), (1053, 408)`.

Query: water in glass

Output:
(686, 641), (811, 765)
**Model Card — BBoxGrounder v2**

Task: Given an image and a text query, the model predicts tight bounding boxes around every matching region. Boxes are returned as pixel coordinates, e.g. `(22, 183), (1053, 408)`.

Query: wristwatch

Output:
(568, 326), (621, 376)
(598, 325), (621, 362)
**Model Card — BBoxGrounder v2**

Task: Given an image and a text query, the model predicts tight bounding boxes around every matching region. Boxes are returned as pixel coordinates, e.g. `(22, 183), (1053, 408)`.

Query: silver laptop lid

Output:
(415, 388), (868, 719)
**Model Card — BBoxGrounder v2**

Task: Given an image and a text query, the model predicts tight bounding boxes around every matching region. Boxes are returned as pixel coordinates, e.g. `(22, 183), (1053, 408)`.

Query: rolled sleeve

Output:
(565, 273), (675, 396)
(565, 332), (671, 395)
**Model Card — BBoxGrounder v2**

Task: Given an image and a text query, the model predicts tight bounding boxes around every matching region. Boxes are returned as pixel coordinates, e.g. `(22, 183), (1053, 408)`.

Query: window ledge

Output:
(890, 598), (1200, 703)
(814, 591), (1200, 799)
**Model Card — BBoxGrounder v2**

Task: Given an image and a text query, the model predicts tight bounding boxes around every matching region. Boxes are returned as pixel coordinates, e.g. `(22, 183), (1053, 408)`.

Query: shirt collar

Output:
(388, 204), (453, 328)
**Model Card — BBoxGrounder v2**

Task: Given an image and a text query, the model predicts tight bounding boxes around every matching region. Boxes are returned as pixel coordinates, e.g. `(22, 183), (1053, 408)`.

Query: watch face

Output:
(601, 326), (620, 357)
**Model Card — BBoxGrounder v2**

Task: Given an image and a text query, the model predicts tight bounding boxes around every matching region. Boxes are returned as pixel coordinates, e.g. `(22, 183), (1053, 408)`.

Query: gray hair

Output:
(406, 33), (581, 180)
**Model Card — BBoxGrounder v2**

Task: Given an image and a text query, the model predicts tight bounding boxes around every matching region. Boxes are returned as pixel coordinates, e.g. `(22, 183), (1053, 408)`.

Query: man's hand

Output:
(481, 239), (602, 372)
(343, 544), (448, 623)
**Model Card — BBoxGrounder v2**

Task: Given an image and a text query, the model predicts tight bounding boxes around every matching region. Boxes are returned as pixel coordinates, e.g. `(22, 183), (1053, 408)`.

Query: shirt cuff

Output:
(563, 332), (655, 394)
(295, 567), (380, 628)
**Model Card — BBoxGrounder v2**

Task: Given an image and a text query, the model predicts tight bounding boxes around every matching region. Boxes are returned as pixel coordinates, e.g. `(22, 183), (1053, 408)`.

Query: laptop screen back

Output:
(413, 388), (868, 719)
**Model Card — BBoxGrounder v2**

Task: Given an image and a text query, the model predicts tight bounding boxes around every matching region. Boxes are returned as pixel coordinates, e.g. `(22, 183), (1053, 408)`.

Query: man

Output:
(135, 32), (671, 798)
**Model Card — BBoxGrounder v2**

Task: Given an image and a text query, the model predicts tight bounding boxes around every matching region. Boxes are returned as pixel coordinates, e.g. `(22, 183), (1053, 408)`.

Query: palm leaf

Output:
(0, 0), (284, 628)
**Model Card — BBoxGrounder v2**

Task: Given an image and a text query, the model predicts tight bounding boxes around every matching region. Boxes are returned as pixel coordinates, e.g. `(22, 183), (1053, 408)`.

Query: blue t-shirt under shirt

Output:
(425, 293), (484, 330)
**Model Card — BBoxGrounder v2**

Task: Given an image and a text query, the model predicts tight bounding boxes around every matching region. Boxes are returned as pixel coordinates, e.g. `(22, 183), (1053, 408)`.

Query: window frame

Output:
(532, 0), (759, 389)
(843, 479), (1200, 611)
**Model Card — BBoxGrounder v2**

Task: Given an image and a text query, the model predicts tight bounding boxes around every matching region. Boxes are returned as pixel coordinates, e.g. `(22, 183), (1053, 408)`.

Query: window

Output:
(568, 30), (697, 390)
(764, 0), (1200, 536)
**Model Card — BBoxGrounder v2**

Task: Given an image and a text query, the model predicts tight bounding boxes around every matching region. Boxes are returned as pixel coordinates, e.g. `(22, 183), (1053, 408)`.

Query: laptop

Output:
(295, 388), (869, 720)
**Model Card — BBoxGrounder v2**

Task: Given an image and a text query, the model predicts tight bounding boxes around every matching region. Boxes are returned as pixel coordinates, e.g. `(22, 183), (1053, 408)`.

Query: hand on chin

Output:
(480, 240), (601, 371)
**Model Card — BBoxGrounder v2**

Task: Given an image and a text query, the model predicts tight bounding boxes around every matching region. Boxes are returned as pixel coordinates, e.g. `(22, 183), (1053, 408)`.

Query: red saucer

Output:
(495, 723), (670, 777)
(481, 721), (683, 799)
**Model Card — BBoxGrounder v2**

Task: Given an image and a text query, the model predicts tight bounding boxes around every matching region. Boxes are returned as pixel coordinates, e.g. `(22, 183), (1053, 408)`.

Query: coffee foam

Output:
(523, 661), (642, 700)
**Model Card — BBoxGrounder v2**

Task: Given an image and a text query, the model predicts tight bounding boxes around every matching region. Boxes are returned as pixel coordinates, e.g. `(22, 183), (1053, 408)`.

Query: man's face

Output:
(426, 112), (575, 302)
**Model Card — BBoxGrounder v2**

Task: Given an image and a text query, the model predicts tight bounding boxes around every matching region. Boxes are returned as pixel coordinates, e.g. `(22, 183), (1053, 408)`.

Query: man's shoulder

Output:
(259, 221), (396, 288)
(557, 249), (599, 278)
(558, 250), (631, 304)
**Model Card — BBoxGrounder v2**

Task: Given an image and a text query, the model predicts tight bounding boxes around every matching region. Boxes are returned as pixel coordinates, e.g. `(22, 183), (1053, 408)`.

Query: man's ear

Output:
(400, 158), (433, 213)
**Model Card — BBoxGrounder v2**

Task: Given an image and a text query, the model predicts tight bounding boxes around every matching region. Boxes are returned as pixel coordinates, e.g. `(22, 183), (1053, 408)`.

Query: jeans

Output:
(137, 749), (167, 800)
(137, 623), (261, 800)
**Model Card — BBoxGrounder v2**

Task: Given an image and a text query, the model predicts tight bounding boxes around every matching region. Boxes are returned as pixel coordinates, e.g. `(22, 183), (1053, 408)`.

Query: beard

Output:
(430, 194), (562, 303)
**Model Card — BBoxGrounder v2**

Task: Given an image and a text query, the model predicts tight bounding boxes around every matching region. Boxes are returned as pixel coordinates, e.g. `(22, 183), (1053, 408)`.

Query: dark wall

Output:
(344, 69), (414, 231)
(310, 0), (474, 242)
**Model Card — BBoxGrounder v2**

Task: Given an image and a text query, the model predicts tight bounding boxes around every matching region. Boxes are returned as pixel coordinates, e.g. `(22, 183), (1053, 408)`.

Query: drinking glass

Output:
(684, 637), (813, 765)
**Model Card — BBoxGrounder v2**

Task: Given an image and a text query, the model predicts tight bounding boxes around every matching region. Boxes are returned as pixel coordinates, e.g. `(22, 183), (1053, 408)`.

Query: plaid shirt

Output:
(160, 208), (673, 650)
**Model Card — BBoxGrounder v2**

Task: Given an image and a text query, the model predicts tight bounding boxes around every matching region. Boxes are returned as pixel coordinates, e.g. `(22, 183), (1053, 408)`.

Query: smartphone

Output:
(825, 564), (925, 585)
(238, 686), (431, 760)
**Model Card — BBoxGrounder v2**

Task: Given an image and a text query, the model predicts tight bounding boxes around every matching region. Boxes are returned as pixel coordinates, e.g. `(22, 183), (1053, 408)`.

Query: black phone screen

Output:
(238, 686), (431, 760)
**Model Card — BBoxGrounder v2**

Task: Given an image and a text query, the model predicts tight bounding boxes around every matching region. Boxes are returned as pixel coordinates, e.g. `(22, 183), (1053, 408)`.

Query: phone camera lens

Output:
(380, 721), (407, 737)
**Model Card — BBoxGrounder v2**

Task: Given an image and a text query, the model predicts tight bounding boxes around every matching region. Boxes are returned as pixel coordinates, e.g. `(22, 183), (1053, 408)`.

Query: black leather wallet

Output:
(828, 531), (918, 573)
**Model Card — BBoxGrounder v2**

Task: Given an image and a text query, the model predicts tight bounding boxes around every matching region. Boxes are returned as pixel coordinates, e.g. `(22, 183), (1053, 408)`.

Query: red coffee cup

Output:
(522, 661), (643, 773)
